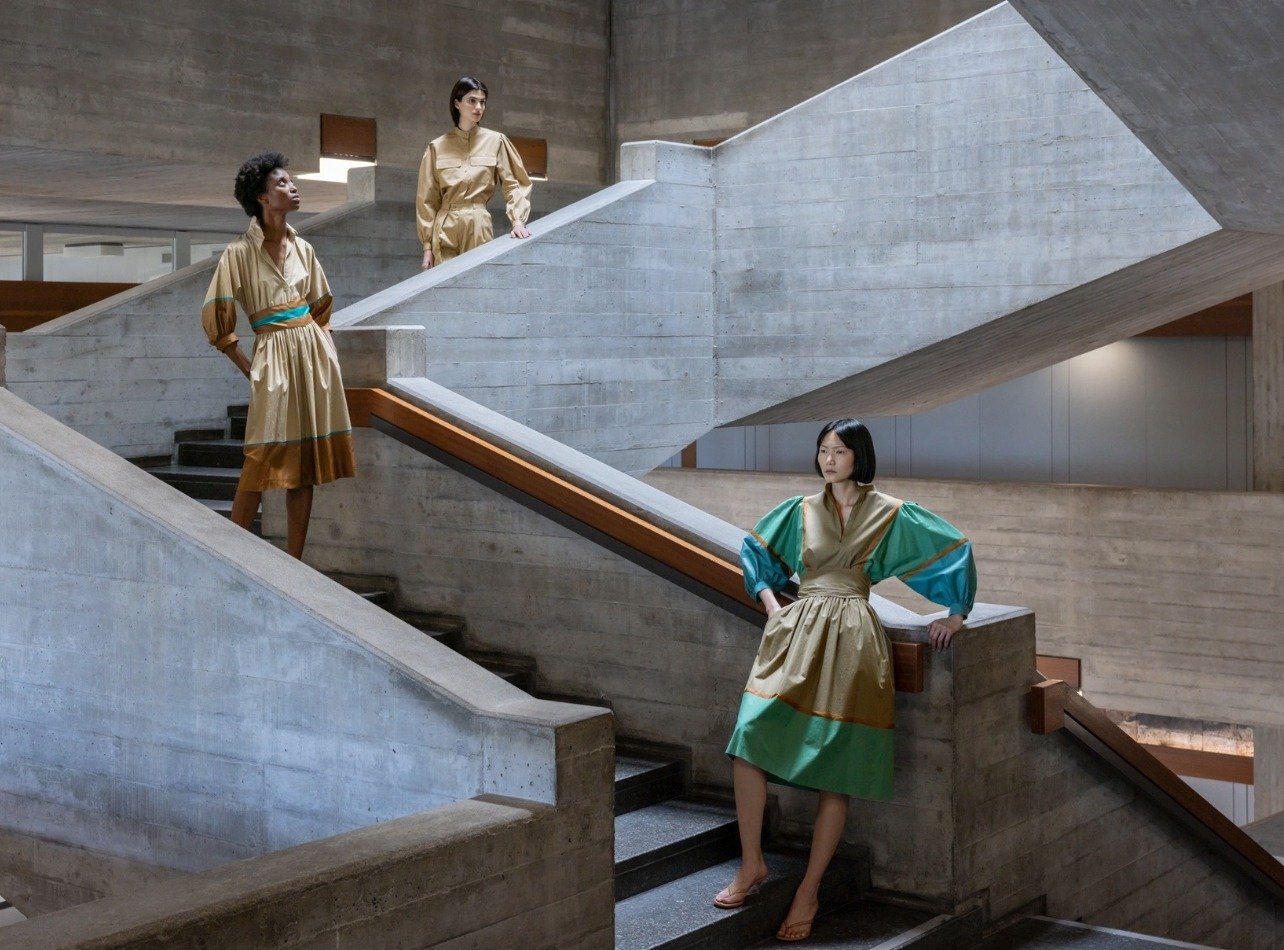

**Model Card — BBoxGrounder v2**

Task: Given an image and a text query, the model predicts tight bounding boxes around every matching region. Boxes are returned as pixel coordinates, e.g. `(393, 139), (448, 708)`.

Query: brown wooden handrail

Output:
(347, 387), (926, 692)
(1034, 679), (1283, 900)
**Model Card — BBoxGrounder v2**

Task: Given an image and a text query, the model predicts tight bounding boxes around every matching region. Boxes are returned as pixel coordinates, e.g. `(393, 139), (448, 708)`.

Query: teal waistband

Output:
(251, 303), (310, 330)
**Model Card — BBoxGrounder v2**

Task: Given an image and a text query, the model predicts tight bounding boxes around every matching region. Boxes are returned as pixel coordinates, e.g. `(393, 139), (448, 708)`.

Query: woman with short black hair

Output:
(416, 76), (532, 270)
(716, 419), (975, 941)
(202, 151), (355, 558)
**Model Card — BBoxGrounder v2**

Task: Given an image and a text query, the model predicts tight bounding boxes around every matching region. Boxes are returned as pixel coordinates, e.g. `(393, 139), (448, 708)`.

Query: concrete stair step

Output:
(753, 902), (972, 949)
(145, 464), (241, 501)
(975, 916), (1192, 949)
(178, 439), (244, 468)
(197, 498), (261, 535)
(615, 800), (739, 900)
(174, 427), (226, 443)
(228, 404), (248, 440)
(394, 609), (466, 650)
(616, 853), (866, 950)
(615, 754), (685, 816)
(463, 651), (536, 692)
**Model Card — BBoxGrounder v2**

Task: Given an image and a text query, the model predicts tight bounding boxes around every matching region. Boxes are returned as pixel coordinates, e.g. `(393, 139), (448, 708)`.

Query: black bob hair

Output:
(450, 76), (488, 127)
(234, 151), (289, 220)
(814, 419), (876, 483)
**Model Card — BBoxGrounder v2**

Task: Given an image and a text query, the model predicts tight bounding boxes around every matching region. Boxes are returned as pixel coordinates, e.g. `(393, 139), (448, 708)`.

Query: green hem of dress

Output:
(724, 692), (893, 800)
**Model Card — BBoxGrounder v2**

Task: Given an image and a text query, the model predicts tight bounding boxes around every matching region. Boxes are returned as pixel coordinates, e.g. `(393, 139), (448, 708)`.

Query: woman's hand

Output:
(926, 614), (965, 652)
(421, 248), (434, 270)
(224, 345), (252, 381)
(510, 223), (531, 239)
(759, 590), (782, 618)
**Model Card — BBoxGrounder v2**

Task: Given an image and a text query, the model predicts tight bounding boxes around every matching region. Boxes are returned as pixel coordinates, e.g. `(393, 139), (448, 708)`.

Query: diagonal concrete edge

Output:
(734, 227), (1284, 423)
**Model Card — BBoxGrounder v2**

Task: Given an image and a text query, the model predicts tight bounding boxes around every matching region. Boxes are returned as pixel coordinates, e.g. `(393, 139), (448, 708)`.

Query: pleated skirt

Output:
(725, 594), (895, 799)
(239, 322), (356, 491)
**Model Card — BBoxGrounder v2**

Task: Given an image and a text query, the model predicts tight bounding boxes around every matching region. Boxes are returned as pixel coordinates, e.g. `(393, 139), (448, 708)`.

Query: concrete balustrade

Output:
(0, 386), (613, 945)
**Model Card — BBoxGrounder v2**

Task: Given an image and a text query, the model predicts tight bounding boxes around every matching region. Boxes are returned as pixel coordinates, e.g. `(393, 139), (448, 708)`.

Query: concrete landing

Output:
(1242, 811), (1284, 863)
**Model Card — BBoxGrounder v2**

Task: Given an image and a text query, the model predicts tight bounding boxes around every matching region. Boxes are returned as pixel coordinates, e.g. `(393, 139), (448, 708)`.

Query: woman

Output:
(201, 151), (356, 559)
(416, 76), (532, 270)
(718, 420), (975, 942)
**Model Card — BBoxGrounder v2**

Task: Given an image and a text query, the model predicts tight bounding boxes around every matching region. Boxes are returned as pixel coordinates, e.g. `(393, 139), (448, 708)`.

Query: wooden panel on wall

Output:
(1138, 295), (1251, 337)
(320, 114), (377, 160)
(1142, 744), (1254, 784)
(1036, 654), (1081, 689)
(510, 137), (548, 178)
(0, 280), (136, 331)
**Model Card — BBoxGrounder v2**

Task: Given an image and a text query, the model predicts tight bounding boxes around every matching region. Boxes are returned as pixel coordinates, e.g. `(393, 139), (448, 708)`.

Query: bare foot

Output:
(776, 889), (819, 941)
(712, 859), (769, 908)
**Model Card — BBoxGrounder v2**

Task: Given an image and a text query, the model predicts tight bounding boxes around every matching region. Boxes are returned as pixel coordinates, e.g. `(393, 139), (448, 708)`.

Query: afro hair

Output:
(233, 151), (289, 220)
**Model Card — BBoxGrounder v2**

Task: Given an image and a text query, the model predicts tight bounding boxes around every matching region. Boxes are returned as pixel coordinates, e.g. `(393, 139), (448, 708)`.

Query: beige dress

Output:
(201, 219), (356, 491)
(415, 126), (532, 265)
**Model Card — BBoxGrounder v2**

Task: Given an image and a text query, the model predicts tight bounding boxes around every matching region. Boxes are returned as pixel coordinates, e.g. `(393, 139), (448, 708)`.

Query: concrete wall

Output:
(0, 386), (611, 934)
(0, 0), (609, 185)
(688, 335), (1253, 491)
(611, 0), (995, 146)
(1, 766), (613, 949)
(286, 414), (1278, 944)
(646, 468), (1284, 731)
(336, 3), (1284, 472)
(335, 143), (718, 474)
(4, 168), (420, 458)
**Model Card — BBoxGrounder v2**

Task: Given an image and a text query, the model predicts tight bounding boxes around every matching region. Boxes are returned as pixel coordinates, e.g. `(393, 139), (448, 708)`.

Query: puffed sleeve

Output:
(416, 143), (440, 251)
(201, 248), (241, 352)
(303, 243), (334, 328)
(866, 502), (976, 618)
(740, 496), (804, 600)
(497, 133), (532, 228)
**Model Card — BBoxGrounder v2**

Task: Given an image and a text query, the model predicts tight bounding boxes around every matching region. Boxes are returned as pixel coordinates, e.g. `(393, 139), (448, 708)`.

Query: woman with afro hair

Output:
(201, 151), (356, 558)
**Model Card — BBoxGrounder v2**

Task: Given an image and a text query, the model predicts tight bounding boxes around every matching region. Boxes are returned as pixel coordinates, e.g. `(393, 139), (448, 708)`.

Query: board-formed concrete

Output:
(336, 3), (1284, 471)
(0, 386), (610, 924)
(4, 167), (420, 458)
(646, 467), (1284, 732)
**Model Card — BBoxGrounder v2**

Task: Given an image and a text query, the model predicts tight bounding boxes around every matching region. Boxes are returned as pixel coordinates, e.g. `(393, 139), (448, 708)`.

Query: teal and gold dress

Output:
(727, 484), (976, 799)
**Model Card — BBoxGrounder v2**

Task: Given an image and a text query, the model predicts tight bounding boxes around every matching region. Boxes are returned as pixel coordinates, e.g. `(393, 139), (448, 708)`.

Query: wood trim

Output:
(1029, 679), (1068, 734)
(1062, 688), (1283, 897)
(692, 138), (725, 148)
(1137, 295), (1251, 337)
(1141, 744), (1254, 785)
(680, 442), (697, 468)
(509, 137), (548, 178)
(1035, 654), (1081, 689)
(347, 388), (926, 692)
(0, 280), (136, 331)
(320, 113), (377, 161)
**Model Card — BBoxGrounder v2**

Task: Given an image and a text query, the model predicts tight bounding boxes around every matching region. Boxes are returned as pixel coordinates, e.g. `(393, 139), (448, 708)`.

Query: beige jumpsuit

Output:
(415, 126), (532, 265)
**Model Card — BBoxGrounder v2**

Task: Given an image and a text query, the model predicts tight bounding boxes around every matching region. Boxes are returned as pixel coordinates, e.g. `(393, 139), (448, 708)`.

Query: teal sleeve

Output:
(740, 496), (804, 600)
(866, 502), (976, 617)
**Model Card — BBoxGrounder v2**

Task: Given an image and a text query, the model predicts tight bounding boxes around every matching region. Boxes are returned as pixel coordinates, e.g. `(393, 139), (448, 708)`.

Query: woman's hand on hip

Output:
(927, 614), (965, 652)
(510, 223), (531, 239)
(759, 589), (782, 618)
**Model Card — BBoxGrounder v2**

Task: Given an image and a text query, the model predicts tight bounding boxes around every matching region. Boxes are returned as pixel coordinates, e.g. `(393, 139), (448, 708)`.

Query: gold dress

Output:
(730, 485), (976, 799)
(415, 126), (532, 265)
(201, 219), (356, 491)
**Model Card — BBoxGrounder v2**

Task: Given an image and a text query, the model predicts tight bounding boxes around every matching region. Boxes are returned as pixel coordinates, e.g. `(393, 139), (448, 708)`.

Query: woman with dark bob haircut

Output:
(201, 151), (356, 559)
(415, 76), (532, 270)
(716, 419), (976, 941)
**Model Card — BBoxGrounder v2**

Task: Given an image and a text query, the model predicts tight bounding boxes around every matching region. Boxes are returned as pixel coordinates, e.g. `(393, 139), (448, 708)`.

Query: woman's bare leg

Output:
(715, 757), (771, 903)
(231, 489), (262, 532)
(284, 485), (314, 559)
(778, 790), (850, 939)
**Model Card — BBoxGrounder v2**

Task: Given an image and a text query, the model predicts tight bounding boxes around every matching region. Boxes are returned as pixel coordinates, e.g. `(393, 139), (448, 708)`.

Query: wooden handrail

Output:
(347, 388), (926, 692)
(1032, 679), (1283, 900)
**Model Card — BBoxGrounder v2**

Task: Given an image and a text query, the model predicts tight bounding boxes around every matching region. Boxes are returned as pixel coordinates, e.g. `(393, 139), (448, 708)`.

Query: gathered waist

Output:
(797, 569), (870, 600)
(444, 199), (490, 211)
(250, 301), (313, 334)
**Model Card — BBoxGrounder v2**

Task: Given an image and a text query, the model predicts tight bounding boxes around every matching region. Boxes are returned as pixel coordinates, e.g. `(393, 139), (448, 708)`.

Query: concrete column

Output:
(1252, 282), (1284, 490)
(172, 233), (191, 271)
(1254, 725), (1284, 820)
(21, 225), (43, 281)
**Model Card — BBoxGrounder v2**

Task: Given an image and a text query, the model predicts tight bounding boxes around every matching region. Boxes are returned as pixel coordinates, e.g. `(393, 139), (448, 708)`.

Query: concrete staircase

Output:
(136, 404), (260, 533)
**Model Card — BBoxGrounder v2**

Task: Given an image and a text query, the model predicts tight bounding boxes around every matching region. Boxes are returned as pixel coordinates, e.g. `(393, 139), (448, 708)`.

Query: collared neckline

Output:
(245, 217), (298, 243)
